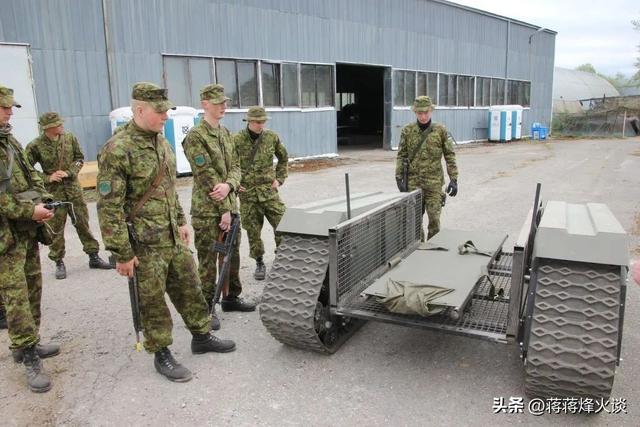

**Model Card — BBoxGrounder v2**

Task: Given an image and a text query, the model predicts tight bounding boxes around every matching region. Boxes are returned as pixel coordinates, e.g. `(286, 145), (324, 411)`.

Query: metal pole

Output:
(622, 110), (627, 138)
(345, 173), (351, 220)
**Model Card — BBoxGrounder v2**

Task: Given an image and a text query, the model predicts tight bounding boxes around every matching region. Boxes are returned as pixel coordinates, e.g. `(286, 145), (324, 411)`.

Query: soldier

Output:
(234, 106), (288, 280)
(183, 84), (256, 330)
(26, 112), (113, 279)
(97, 82), (235, 382)
(0, 84), (60, 393)
(395, 96), (458, 240)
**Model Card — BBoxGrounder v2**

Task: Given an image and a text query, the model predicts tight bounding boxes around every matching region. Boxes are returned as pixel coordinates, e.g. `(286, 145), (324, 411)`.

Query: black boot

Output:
(191, 332), (236, 354)
(0, 307), (7, 330)
(154, 347), (192, 382)
(89, 253), (114, 269)
(254, 256), (266, 280)
(13, 343), (61, 363)
(221, 296), (256, 312)
(23, 346), (52, 393)
(210, 307), (221, 331)
(55, 260), (66, 280)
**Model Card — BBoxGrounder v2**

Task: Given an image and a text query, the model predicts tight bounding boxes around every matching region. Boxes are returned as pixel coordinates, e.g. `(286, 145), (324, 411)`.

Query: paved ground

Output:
(1, 137), (639, 426)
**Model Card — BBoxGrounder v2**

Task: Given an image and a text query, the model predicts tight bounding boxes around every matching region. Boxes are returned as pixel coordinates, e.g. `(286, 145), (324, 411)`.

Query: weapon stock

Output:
(210, 214), (241, 312)
(126, 222), (143, 352)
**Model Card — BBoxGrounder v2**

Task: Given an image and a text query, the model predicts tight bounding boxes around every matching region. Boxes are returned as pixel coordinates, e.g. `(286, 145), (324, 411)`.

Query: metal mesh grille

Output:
(334, 192), (422, 304)
(339, 252), (514, 343)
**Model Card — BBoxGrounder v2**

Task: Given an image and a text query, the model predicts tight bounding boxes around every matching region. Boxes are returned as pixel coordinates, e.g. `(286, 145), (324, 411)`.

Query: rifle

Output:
(126, 222), (143, 352)
(401, 159), (409, 192)
(210, 213), (241, 313)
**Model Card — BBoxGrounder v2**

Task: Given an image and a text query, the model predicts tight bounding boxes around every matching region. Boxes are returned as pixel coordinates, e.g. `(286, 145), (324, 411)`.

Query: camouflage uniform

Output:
(96, 84), (210, 353)
(234, 107), (288, 260)
(0, 87), (53, 351)
(395, 96), (458, 240)
(182, 84), (243, 304)
(25, 113), (101, 262)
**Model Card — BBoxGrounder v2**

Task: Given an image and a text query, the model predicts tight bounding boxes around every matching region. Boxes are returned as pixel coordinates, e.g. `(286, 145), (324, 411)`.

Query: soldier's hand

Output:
(271, 180), (280, 190)
(32, 204), (54, 222)
(116, 257), (139, 278)
(238, 185), (246, 193)
(178, 224), (191, 246)
(632, 261), (640, 285)
(48, 173), (62, 183)
(210, 183), (231, 201)
(57, 170), (69, 178)
(446, 180), (458, 197)
(219, 211), (231, 232)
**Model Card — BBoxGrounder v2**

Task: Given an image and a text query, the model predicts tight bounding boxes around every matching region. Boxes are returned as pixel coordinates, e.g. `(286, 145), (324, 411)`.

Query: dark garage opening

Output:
(336, 64), (385, 148)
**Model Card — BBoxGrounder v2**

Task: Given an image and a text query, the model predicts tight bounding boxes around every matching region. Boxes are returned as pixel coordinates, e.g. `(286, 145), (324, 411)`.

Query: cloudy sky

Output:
(452, 0), (639, 77)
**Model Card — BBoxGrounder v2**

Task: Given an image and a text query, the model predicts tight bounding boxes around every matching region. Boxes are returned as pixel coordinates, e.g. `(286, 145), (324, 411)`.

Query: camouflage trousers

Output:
(0, 229), (42, 350)
(239, 195), (286, 259)
(192, 217), (243, 304)
(420, 186), (444, 241)
(135, 243), (210, 353)
(47, 192), (99, 261)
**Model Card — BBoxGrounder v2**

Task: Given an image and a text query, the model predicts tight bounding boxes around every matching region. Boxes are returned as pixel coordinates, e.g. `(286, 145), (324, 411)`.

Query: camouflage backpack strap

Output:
(408, 126), (434, 163)
(127, 137), (168, 222)
(0, 143), (15, 192)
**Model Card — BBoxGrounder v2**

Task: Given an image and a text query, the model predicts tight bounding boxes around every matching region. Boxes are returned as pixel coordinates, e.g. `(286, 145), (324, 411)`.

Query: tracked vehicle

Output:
(259, 184), (628, 399)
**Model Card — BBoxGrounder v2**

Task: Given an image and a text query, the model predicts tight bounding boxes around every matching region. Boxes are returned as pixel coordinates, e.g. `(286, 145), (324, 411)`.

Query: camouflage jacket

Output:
(395, 122), (458, 189)
(0, 131), (52, 253)
(25, 132), (85, 198)
(96, 120), (186, 263)
(234, 128), (288, 202)
(182, 119), (240, 218)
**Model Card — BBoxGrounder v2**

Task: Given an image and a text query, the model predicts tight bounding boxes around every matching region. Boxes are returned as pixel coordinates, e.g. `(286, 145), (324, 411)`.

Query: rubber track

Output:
(525, 259), (622, 399)
(259, 234), (334, 353)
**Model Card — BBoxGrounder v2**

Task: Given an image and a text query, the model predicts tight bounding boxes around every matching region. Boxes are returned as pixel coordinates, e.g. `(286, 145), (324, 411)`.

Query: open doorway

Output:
(336, 63), (389, 149)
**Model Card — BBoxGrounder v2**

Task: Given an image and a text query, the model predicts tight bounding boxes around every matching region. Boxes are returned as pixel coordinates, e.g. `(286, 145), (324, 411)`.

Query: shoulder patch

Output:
(98, 181), (112, 196)
(194, 154), (206, 167)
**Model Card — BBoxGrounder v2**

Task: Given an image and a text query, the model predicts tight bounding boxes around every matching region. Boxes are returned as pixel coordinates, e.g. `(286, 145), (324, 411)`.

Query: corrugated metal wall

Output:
(0, 0), (555, 159)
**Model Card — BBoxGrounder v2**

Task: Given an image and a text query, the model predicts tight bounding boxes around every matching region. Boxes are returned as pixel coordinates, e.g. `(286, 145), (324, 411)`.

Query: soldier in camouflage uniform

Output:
(97, 82), (235, 383)
(395, 96), (458, 240)
(26, 112), (112, 279)
(0, 85), (60, 393)
(183, 84), (255, 329)
(234, 106), (288, 280)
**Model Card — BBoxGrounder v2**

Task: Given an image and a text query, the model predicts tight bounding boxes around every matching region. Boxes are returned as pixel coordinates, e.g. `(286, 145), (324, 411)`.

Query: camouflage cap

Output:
(412, 96), (434, 112)
(38, 112), (64, 129)
(131, 82), (175, 112)
(243, 106), (270, 122)
(200, 84), (230, 104)
(0, 85), (22, 108)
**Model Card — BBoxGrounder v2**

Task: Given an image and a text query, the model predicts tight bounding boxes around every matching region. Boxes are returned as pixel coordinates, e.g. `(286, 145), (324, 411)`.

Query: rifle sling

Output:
(127, 138), (168, 222)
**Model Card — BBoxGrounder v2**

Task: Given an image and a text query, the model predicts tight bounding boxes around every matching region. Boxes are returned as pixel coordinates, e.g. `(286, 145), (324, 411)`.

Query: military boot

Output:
(191, 332), (236, 354)
(89, 253), (114, 269)
(0, 307), (7, 330)
(55, 260), (66, 280)
(13, 343), (61, 363)
(23, 346), (52, 393)
(154, 347), (192, 382)
(254, 256), (266, 280)
(221, 296), (256, 312)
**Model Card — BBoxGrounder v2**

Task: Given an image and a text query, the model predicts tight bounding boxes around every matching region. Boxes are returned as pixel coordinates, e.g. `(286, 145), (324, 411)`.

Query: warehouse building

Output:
(0, 0), (555, 161)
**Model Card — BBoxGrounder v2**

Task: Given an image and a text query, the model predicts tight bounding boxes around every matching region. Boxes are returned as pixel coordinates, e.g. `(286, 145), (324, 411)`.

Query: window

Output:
(336, 92), (355, 111)
(261, 62), (280, 107)
(301, 64), (316, 107)
(507, 79), (531, 107)
(393, 70), (405, 106)
(215, 59), (258, 108)
(417, 72), (438, 100)
(476, 77), (491, 107)
(282, 63), (299, 107)
(490, 78), (505, 105)
(300, 64), (333, 108)
(163, 56), (214, 107)
(457, 76), (474, 107)
(393, 70), (418, 106)
(438, 74), (457, 106)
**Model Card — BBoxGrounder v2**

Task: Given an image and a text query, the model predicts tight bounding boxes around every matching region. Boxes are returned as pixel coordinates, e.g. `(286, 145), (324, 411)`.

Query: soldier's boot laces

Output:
(23, 346), (52, 393)
(89, 253), (114, 269)
(13, 343), (60, 363)
(221, 296), (256, 312)
(210, 307), (221, 331)
(154, 348), (192, 382)
(0, 307), (7, 330)
(253, 257), (266, 281)
(55, 260), (66, 280)
(191, 332), (236, 354)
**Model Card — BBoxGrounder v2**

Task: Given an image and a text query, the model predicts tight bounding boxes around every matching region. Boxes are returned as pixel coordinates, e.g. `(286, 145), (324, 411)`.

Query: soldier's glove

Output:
(446, 180), (458, 197)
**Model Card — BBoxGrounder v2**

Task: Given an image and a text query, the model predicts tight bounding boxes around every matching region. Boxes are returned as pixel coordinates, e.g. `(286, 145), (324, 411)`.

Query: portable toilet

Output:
(488, 106), (512, 142)
(504, 105), (523, 140)
(165, 106), (197, 175)
(488, 106), (501, 141)
(109, 107), (133, 134)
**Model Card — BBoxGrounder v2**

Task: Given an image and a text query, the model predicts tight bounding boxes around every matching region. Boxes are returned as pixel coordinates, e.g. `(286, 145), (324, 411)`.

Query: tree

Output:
(575, 63), (597, 74)
(633, 18), (640, 81)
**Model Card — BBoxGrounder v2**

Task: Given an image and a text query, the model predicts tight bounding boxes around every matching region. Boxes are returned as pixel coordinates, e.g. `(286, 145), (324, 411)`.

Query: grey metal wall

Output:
(0, 0), (111, 160)
(1, 0), (555, 159)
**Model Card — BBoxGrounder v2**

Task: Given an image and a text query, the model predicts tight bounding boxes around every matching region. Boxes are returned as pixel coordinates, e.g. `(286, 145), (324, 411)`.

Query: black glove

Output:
(446, 180), (458, 197)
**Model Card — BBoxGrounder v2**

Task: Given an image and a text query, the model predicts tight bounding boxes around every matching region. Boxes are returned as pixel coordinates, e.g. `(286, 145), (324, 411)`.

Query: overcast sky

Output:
(451, 0), (640, 77)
